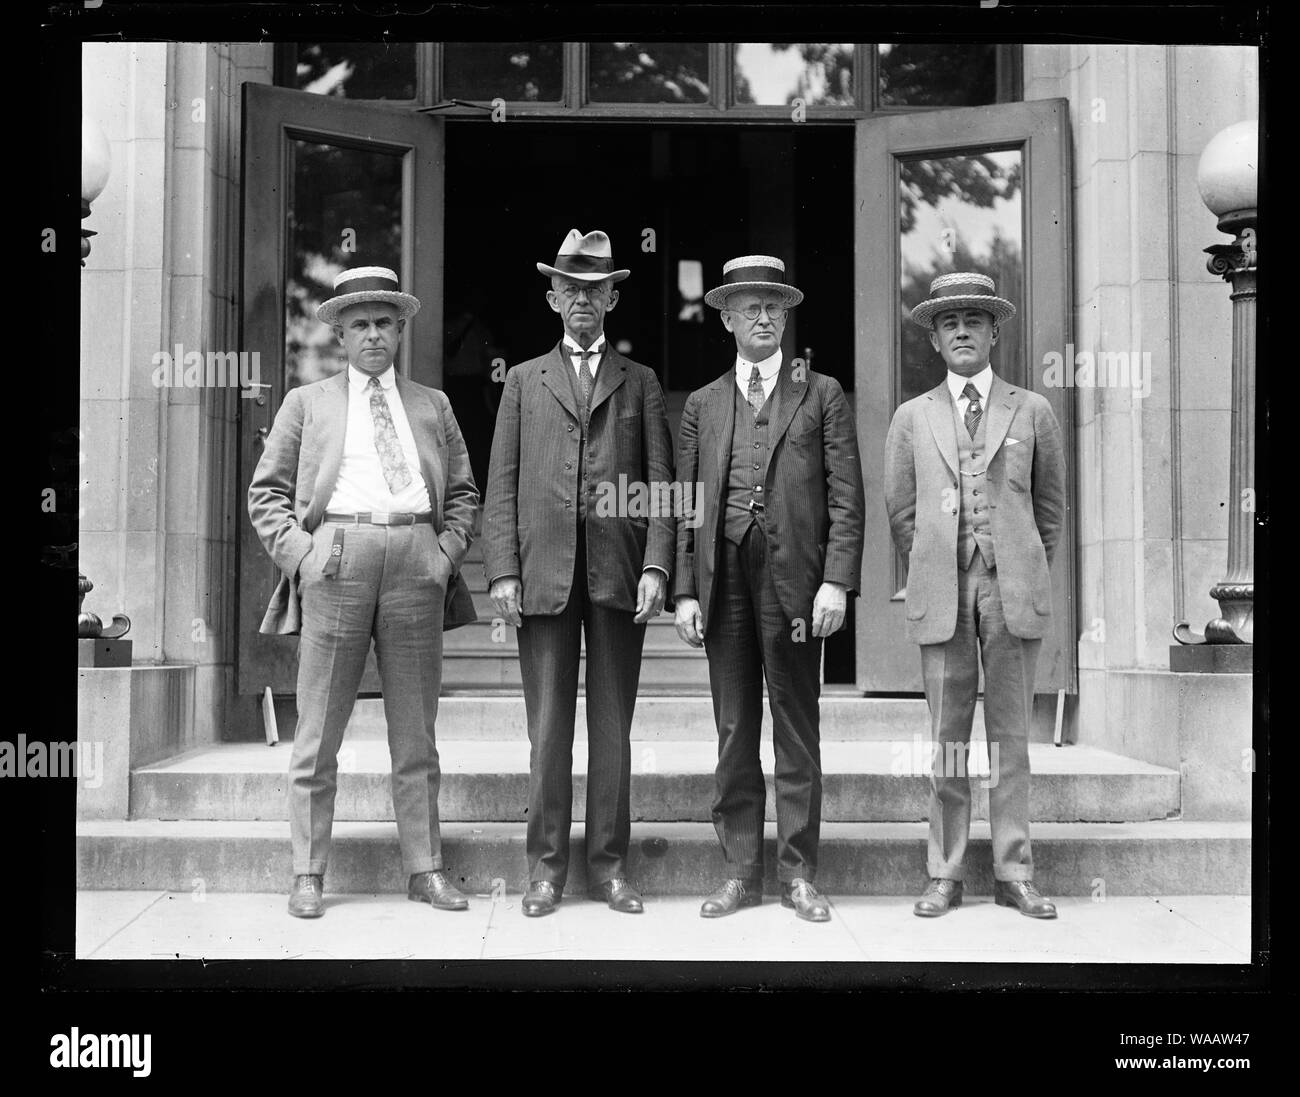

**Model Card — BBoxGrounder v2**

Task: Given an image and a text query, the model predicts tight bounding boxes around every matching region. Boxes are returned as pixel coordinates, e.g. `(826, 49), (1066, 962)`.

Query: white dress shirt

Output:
(326, 365), (432, 515)
(563, 332), (606, 378)
(947, 364), (993, 417)
(734, 347), (782, 403)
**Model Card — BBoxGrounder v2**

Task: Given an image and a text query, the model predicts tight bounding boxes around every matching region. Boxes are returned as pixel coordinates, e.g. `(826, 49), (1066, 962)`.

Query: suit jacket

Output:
(247, 369), (479, 635)
(673, 363), (866, 628)
(884, 371), (1066, 644)
(481, 340), (675, 615)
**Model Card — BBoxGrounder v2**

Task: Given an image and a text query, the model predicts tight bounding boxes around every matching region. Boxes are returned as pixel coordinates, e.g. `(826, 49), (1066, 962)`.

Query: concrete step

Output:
(338, 695), (959, 741)
(446, 612), (689, 653)
(76, 819), (1251, 896)
(131, 741), (1181, 824)
(443, 649), (711, 688)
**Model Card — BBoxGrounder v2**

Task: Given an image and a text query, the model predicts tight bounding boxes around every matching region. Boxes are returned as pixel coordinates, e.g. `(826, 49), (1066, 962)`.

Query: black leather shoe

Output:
(781, 878), (831, 922)
(408, 871), (469, 911)
(288, 874), (324, 918)
(914, 878), (963, 917)
(700, 878), (762, 918)
(589, 877), (644, 913)
(994, 879), (1058, 919)
(522, 880), (561, 918)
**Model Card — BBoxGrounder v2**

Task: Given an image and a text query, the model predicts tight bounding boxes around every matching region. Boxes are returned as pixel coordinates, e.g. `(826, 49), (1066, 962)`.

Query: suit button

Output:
(567, 424), (574, 432)
(973, 489), (981, 496)
(565, 500), (572, 508)
(564, 463), (572, 470)
(753, 442), (760, 449)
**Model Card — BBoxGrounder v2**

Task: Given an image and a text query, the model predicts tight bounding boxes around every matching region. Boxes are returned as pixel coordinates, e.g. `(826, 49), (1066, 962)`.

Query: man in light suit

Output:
(248, 266), (479, 919)
(673, 255), (865, 923)
(483, 229), (675, 917)
(885, 272), (1066, 919)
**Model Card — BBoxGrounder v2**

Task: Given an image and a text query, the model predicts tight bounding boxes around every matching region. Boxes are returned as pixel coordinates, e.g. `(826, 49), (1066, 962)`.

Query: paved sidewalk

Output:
(77, 891), (1250, 963)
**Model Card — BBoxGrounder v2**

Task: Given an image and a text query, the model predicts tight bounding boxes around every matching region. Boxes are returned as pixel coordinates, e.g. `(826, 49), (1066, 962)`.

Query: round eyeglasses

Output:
(726, 302), (789, 321)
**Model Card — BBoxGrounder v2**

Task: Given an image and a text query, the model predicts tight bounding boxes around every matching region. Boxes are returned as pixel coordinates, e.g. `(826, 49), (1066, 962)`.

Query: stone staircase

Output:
(76, 544), (1251, 898)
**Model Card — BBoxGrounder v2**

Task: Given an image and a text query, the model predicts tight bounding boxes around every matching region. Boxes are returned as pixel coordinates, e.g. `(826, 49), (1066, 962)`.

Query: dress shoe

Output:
(781, 878), (831, 922)
(589, 877), (644, 913)
(288, 874), (324, 919)
(522, 880), (561, 918)
(994, 879), (1058, 919)
(914, 878), (963, 917)
(700, 878), (762, 918)
(408, 870), (469, 911)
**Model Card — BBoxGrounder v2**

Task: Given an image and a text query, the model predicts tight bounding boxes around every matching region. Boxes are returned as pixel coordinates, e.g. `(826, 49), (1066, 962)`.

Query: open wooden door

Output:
(236, 84), (445, 696)
(854, 98), (1077, 694)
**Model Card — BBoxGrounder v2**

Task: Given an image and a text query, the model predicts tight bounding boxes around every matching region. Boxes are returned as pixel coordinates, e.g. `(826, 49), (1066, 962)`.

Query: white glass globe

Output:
(82, 114), (112, 204)
(1196, 119), (1258, 217)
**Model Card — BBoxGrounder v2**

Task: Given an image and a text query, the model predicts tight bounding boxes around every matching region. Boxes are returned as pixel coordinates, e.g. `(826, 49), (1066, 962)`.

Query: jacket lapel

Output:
(707, 371), (737, 492)
(983, 371), (1018, 459)
(539, 341), (579, 422)
(922, 380), (959, 480)
(308, 370), (350, 527)
(588, 342), (628, 416)
(768, 361), (810, 445)
(394, 373), (446, 521)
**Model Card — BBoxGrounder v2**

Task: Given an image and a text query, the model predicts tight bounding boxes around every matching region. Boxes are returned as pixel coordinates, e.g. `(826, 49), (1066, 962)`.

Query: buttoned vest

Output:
(724, 383), (775, 545)
(954, 395), (995, 570)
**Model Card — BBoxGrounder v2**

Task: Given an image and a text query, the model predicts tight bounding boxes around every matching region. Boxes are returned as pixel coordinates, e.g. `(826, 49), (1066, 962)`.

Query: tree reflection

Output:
(588, 43), (709, 103)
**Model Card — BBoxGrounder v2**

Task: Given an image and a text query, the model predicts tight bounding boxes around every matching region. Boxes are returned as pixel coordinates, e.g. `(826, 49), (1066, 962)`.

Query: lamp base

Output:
(1168, 643), (1252, 674)
(78, 638), (132, 668)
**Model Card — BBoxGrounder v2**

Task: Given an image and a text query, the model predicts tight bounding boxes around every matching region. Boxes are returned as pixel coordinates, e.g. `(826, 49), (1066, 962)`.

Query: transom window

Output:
(277, 42), (1021, 116)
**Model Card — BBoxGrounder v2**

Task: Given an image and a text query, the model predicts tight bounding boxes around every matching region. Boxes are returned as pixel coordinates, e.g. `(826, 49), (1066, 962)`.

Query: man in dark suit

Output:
(885, 272), (1066, 919)
(483, 229), (675, 917)
(673, 255), (865, 922)
(248, 266), (479, 919)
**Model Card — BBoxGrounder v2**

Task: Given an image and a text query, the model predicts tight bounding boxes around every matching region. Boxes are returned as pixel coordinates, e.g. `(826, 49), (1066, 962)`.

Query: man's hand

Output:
(811, 582), (848, 638)
(634, 569), (668, 624)
(674, 596), (705, 648)
(489, 576), (523, 628)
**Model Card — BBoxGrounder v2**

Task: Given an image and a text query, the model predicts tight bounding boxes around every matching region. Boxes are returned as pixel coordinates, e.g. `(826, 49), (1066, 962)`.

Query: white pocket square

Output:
(1004, 437), (1023, 447)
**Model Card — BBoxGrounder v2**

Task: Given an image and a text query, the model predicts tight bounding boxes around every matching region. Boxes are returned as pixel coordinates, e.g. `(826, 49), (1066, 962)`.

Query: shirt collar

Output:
(563, 332), (606, 355)
(947, 364), (993, 404)
(735, 346), (782, 381)
(349, 364), (396, 391)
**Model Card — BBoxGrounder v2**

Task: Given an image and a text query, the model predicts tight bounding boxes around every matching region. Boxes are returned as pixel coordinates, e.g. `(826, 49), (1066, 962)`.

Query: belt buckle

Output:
(748, 500), (765, 514)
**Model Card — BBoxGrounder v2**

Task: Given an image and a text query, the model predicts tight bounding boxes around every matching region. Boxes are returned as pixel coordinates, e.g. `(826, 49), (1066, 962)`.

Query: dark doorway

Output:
(443, 120), (856, 682)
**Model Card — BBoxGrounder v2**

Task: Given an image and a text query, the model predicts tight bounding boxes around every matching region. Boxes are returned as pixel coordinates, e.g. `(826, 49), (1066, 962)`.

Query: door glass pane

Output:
(294, 43), (417, 99)
(877, 43), (998, 107)
(442, 42), (563, 101)
(285, 141), (404, 389)
(898, 149), (1024, 404)
(588, 43), (710, 103)
(733, 43), (854, 106)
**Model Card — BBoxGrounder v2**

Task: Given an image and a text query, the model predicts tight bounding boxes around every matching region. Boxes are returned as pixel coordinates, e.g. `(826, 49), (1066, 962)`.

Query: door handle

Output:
(243, 381), (272, 406)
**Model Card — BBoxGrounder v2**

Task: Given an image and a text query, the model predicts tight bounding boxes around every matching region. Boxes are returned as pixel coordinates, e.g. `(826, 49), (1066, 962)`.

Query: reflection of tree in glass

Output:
(878, 43), (997, 109)
(295, 43), (417, 100)
(442, 42), (564, 101)
(899, 232), (1023, 403)
(589, 43), (710, 103)
(285, 143), (402, 388)
(901, 155), (1021, 236)
(734, 43), (854, 106)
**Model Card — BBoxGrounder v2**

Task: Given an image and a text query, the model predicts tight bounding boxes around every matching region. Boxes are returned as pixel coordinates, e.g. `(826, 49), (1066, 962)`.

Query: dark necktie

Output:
(368, 376), (413, 493)
(962, 382), (983, 439)
(746, 365), (765, 420)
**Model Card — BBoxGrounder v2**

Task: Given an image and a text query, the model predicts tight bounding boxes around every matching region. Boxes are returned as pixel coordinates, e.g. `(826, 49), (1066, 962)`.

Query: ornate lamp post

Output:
(1173, 119), (1257, 670)
(78, 114), (131, 654)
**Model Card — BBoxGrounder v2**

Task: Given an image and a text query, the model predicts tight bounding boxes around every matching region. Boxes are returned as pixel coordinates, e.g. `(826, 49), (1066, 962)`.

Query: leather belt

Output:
(323, 511), (433, 526)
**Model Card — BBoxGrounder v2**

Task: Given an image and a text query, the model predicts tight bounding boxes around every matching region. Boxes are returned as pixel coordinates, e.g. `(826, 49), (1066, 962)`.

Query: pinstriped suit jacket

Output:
(673, 363), (866, 628)
(482, 340), (676, 615)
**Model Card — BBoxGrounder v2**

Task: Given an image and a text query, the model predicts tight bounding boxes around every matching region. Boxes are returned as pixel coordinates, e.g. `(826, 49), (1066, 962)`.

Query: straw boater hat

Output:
(316, 266), (421, 326)
(910, 272), (1016, 328)
(537, 228), (630, 283)
(704, 255), (804, 310)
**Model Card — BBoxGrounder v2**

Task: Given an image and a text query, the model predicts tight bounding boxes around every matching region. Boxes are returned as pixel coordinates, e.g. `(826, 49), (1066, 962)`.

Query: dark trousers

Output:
(919, 552), (1037, 882)
(290, 521), (448, 877)
(705, 520), (823, 885)
(516, 534), (647, 890)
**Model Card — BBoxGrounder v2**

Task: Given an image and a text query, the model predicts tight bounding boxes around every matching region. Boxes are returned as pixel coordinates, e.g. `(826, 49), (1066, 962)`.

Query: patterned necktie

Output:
(367, 376), (413, 494)
(746, 364), (765, 420)
(962, 382), (983, 439)
(573, 346), (596, 418)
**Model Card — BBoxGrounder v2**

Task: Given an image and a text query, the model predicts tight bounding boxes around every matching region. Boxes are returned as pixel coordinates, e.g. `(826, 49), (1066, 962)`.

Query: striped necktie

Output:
(962, 382), (983, 439)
